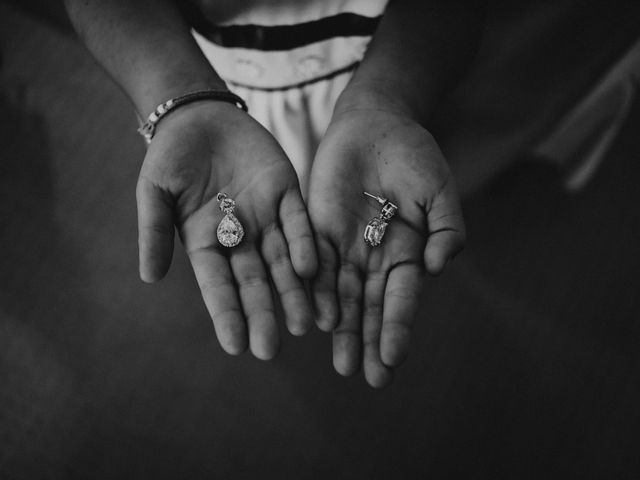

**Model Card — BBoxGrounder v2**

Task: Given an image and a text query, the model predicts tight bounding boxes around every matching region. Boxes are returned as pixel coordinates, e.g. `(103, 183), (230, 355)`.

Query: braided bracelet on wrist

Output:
(137, 89), (248, 144)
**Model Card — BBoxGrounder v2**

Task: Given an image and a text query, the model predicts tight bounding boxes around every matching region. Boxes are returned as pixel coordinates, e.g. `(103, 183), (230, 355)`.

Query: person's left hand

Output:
(308, 106), (465, 387)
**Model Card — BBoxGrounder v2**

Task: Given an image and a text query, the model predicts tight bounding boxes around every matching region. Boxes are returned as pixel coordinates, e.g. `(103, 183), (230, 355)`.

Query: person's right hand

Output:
(136, 101), (317, 359)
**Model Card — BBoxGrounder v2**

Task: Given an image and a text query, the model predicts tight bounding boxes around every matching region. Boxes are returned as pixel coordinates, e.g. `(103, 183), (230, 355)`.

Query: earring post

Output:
(363, 191), (386, 204)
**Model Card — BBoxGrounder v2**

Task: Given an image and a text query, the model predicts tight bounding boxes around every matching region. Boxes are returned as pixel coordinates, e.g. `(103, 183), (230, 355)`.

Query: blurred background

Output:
(1, 1), (639, 478)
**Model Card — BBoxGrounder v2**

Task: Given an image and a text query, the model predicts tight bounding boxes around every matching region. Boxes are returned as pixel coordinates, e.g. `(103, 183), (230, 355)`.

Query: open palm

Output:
(137, 102), (316, 359)
(308, 109), (465, 387)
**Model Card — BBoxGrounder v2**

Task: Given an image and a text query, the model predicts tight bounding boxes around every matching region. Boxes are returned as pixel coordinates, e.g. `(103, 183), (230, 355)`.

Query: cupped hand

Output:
(308, 108), (465, 387)
(136, 101), (317, 359)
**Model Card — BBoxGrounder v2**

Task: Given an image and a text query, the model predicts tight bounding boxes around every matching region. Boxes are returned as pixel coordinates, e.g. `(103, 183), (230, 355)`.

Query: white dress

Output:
(192, 0), (389, 194)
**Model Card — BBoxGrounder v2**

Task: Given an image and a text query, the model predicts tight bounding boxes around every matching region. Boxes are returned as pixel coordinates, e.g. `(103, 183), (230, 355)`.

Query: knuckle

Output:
(141, 223), (173, 237)
(237, 273), (267, 290)
(266, 248), (291, 270)
(383, 318), (413, 335)
(212, 307), (243, 324)
(278, 283), (305, 301)
(340, 260), (361, 276)
(198, 276), (230, 292)
(288, 231), (315, 248)
(334, 323), (359, 335)
(339, 292), (362, 310)
(385, 287), (420, 303)
(363, 298), (383, 320)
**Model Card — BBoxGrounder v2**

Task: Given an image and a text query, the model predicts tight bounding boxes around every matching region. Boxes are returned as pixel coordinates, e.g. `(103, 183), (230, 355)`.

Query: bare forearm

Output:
(65, 0), (225, 117)
(337, 0), (486, 124)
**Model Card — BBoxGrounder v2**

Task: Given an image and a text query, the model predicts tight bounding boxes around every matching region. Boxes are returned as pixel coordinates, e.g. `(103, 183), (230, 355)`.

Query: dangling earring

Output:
(216, 192), (244, 248)
(363, 191), (397, 247)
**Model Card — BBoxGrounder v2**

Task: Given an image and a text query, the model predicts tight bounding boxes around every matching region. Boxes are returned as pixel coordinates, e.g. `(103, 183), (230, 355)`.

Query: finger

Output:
(332, 261), (363, 376)
(261, 226), (313, 336)
(280, 189), (317, 279)
(136, 178), (174, 282)
(362, 271), (393, 388)
(311, 237), (339, 331)
(424, 178), (466, 275)
(188, 247), (247, 356)
(230, 245), (279, 360)
(380, 262), (424, 367)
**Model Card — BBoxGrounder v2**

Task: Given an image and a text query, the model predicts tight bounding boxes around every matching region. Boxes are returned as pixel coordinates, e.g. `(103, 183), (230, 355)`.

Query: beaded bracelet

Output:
(137, 89), (248, 144)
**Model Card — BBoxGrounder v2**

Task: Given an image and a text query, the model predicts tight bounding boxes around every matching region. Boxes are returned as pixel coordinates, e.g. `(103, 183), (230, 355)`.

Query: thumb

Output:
(423, 177), (466, 275)
(136, 177), (175, 282)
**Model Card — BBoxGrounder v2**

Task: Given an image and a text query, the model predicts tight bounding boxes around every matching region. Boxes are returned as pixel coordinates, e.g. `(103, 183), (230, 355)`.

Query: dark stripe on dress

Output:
(191, 12), (381, 51)
(226, 61), (359, 92)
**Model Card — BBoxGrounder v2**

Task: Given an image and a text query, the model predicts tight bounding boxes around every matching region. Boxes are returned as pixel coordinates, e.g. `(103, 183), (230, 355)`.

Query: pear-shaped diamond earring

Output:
(363, 191), (397, 247)
(216, 192), (244, 248)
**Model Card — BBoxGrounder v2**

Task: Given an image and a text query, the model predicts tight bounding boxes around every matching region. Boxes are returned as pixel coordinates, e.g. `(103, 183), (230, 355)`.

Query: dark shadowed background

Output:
(1, 1), (639, 478)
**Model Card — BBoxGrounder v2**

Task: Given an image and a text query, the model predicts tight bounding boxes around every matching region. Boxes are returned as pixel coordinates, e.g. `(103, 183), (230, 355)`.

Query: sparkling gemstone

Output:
(219, 197), (235, 212)
(217, 213), (244, 247)
(364, 217), (387, 247)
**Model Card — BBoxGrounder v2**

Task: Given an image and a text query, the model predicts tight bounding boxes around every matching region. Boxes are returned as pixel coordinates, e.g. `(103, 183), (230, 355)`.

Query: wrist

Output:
(138, 89), (248, 144)
(333, 78), (432, 125)
(134, 75), (229, 120)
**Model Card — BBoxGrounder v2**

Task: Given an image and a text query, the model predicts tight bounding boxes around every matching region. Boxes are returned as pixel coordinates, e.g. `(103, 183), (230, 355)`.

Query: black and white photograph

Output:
(1, 0), (639, 478)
